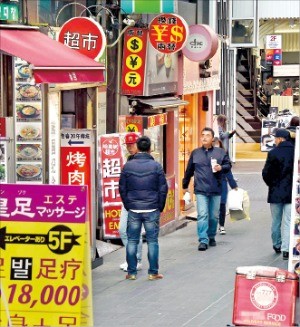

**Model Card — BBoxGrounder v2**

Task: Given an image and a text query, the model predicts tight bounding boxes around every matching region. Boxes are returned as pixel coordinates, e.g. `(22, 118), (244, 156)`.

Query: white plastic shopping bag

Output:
(227, 188), (244, 211)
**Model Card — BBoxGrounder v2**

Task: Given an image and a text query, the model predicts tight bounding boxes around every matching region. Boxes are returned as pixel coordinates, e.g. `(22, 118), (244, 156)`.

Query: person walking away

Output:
(262, 75), (274, 109)
(213, 137), (238, 235)
(119, 132), (143, 272)
(217, 114), (236, 154)
(119, 136), (168, 280)
(182, 127), (231, 251)
(262, 128), (295, 260)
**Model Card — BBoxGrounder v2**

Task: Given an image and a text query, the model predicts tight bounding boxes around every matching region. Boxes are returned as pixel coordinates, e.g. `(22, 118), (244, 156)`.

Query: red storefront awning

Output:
(0, 27), (105, 83)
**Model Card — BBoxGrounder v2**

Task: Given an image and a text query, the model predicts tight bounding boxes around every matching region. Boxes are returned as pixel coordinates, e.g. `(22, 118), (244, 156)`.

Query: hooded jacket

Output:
(182, 146), (231, 195)
(119, 152), (168, 212)
(262, 140), (294, 203)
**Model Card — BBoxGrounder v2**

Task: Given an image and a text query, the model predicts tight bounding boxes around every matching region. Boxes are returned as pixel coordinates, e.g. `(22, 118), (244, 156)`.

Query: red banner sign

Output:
(147, 113), (168, 128)
(58, 17), (106, 61)
(99, 134), (125, 238)
(149, 14), (189, 53)
(121, 28), (148, 95)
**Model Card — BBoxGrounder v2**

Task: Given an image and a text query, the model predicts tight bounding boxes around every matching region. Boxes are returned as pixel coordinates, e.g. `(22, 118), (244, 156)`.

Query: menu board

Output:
(289, 127), (300, 275)
(14, 58), (43, 184)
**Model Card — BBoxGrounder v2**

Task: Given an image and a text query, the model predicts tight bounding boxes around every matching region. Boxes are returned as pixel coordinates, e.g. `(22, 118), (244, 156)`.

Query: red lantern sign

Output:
(58, 17), (106, 61)
(149, 14), (189, 54)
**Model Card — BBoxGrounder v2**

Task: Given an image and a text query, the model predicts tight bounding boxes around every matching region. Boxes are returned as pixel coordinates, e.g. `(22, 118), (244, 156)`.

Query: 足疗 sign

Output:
(0, 184), (92, 326)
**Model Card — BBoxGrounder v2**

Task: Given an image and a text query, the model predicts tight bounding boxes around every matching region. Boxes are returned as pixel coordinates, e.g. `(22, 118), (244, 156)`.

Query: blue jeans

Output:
(270, 203), (291, 252)
(119, 205), (143, 262)
(126, 210), (160, 275)
(195, 194), (221, 244)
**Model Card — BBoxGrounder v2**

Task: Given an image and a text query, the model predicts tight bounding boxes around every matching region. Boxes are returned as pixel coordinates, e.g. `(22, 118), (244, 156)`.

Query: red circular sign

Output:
(58, 17), (106, 61)
(149, 14), (189, 54)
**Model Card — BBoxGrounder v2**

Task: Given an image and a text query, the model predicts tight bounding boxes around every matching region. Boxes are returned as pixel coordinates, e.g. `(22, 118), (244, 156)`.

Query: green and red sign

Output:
(121, 0), (176, 14)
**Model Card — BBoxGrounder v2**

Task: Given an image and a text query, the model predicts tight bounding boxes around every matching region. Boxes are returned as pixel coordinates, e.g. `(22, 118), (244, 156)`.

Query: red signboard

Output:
(121, 28), (148, 95)
(0, 117), (6, 137)
(148, 113), (168, 128)
(119, 113), (168, 132)
(99, 134), (125, 238)
(119, 115), (144, 133)
(149, 14), (189, 53)
(58, 17), (106, 61)
(60, 130), (96, 252)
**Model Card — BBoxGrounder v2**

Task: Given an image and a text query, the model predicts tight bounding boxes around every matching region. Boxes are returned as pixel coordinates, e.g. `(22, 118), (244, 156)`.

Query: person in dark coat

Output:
(119, 136), (168, 281)
(182, 127), (231, 251)
(213, 137), (238, 234)
(262, 128), (295, 260)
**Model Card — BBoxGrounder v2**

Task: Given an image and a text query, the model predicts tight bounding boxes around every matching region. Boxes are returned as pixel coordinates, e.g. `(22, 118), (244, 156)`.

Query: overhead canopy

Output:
(0, 27), (105, 83)
(133, 97), (188, 109)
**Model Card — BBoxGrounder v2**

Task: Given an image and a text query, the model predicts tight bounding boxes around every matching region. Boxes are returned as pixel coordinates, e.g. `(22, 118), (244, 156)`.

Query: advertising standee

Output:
(0, 184), (92, 326)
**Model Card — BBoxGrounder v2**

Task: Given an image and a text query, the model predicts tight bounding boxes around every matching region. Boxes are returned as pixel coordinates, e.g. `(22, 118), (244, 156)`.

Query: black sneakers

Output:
(209, 238), (217, 247)
(273, 246), (281, 254)
(198, 243), (208, 251)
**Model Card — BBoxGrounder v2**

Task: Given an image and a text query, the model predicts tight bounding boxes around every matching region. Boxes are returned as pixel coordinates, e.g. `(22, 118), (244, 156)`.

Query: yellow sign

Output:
(0, 184), (92, 326)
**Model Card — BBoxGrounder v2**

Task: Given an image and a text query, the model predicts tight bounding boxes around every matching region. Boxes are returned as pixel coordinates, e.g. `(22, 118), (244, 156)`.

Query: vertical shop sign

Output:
(121, 28), (148, 96)
(98, 134), (125, 238)
(149, 13), (189, 54)
(121, 0), (176, 14)
(265, 35), (282, 66)
(0, 184), (92, 326)
(60, 130), (96, 249)
(58, 17), (106, 61)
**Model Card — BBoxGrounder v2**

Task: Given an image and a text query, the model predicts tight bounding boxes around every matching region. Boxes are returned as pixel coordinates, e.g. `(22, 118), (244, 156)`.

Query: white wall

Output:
(258, 0), (300, 19)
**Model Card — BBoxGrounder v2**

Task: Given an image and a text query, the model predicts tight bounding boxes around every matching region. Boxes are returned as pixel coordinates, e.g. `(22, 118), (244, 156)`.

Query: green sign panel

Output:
(121, 0), (176, 14)
(0, 3), (19, 21)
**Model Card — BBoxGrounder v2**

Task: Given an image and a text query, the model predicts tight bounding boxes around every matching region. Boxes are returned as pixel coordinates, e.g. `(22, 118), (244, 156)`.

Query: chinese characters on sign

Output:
(0, 184), (92, 326)
(99, 134), (126, 238)
(60, 130), (95, 247)
(121, 28), (148, 96)
(149, 14), (189, 54)
(58, 17), (106, 61)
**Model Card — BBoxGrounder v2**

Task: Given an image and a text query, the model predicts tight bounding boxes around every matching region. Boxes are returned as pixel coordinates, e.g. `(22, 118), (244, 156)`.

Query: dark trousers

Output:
(219, 203), (226, 227)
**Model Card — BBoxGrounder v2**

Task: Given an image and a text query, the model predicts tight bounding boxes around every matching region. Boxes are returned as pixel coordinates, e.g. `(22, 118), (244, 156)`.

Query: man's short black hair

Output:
(137, 136), (151, 152)
(201, 127), (214, 137)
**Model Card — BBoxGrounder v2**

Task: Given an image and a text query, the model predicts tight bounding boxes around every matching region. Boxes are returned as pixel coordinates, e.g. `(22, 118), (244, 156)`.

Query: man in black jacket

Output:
(262, 128), (295, 260)
(182, 127), (231, 251)
(119, 136), (168, 281)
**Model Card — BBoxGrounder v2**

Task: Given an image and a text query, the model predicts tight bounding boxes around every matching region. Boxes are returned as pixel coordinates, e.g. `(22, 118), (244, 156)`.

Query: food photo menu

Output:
(14, 58), (43, 183)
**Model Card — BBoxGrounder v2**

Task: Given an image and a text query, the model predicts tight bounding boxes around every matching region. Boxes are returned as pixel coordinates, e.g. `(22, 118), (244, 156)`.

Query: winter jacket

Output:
(262, 140), (294, 203)
(182, 146), (231, 196)
(119, 152), (168, 212)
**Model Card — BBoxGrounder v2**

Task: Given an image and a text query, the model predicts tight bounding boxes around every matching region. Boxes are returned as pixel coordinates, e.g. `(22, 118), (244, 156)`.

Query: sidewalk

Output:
(92, 161), (299, 326)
